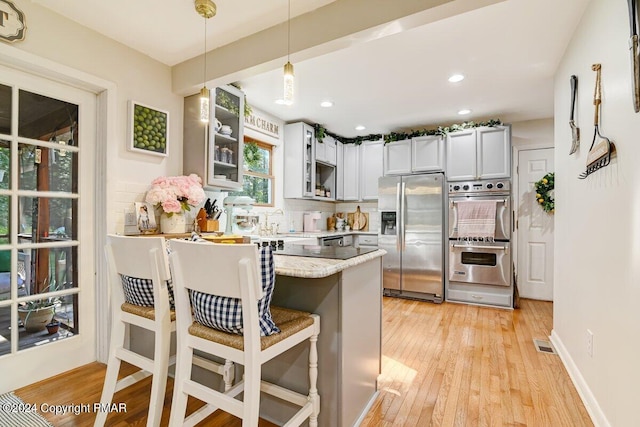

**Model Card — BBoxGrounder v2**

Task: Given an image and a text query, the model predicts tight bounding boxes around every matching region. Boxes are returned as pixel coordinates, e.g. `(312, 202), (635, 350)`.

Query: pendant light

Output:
(195, 0), (216, 123)
(283, 0), (294, 105)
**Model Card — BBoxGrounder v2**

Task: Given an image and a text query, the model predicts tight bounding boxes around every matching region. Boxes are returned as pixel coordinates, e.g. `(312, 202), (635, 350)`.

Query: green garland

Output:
(534, 172), (554, 213)
(314, 119), (502, 145)
(216, 83), (253, 118)
(314, 123), (382, 145)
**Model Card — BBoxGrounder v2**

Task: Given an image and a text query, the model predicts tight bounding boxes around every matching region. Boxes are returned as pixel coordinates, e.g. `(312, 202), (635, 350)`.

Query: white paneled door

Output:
(517, 148), (554, 300)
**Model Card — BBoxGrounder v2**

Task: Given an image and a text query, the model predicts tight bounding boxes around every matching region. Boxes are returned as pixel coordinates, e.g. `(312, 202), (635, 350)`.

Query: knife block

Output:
(199, 219), (219, 232)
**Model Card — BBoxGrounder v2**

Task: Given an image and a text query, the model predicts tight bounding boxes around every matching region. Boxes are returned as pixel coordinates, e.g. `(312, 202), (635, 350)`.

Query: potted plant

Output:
(18, 280), (61, 332)
(46, 320), (60, 335)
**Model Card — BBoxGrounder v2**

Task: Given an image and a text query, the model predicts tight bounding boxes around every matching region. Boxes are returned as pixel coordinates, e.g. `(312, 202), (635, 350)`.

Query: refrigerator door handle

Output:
(400, 181), (406, 251)
(396, 182), (402, 251)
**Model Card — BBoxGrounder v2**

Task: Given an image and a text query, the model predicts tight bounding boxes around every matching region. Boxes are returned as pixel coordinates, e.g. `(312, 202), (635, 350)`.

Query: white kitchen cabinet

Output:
(284, 122), (315, 198)
(183, 84), (244, 190)
(316, 135), (337, 166)
(342, 143), (359, 200)
(284, 122), (335, 199)
(354, 234), (378, 248)
(384, 136), (444, 175)
(360, 139), (384, 200)
(336, 140), (344, 200)
(446, 126), (510, 181)
(445, 129), (476, 181)
(412, 135), (444, 172)
(383, 139), (411, 175)
(476, 126), (511, 179)
(337, 139), (383, 201)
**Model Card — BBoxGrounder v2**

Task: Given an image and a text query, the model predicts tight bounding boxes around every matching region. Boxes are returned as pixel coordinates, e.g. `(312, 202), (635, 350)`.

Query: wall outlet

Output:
(586, 329), (594, 357)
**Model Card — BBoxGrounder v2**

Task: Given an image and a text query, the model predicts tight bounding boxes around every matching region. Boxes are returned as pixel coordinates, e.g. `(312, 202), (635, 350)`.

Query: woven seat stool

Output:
(168, 240), (320, 427)
(95, 235), (234, 427)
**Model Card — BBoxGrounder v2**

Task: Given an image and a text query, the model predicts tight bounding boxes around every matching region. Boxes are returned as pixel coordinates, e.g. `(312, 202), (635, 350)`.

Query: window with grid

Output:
(231, 138), (274, 206)
(0, 84), (80, 354)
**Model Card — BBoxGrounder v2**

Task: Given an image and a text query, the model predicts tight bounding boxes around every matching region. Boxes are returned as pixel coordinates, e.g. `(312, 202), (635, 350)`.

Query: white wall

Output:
(511, 118), (554, 149)
(7, 0), (184, 233)
(553, 1), (640, 426)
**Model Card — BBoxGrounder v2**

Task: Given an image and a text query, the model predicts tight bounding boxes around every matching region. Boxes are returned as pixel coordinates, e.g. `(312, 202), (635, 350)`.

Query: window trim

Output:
(243, 138), (274, 207)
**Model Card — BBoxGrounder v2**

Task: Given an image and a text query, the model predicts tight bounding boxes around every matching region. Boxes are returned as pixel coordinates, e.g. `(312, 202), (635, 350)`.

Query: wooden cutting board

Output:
(349, 206), (369, 231)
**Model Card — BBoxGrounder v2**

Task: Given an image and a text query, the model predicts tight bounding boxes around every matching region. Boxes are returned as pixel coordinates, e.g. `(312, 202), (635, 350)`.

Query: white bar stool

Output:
(168, 240), (320, 427)
(95, 235), (234, 427)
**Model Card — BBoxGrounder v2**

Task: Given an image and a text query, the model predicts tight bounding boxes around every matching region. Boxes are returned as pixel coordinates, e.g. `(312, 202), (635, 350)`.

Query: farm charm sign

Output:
(0, 0), (26, 43)
(245, 111), (280, 139)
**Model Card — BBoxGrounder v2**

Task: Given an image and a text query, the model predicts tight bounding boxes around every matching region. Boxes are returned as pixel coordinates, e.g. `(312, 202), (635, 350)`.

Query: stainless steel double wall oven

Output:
(447, 180), (512, 303)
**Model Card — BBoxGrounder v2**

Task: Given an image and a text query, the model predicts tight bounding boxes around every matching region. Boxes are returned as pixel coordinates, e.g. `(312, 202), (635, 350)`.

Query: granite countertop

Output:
(274, 249), (386, 279)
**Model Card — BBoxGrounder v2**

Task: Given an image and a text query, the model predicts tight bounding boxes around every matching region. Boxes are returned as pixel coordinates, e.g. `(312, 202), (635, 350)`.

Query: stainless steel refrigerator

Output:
(378, 173), (444, 302)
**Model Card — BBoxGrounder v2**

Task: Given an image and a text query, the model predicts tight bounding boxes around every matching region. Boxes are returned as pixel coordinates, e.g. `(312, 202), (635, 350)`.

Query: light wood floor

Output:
(361, 298), (593, 427)
(15, 298), (592, 426)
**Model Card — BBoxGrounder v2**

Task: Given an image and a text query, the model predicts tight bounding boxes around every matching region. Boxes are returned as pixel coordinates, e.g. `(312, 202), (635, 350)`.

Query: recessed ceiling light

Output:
(355, 125), (366, 131)
(448, 74), (465, 83)
(320, 101), (334, 108)
(458, 109), (471, 115)
(275, 99), (293, 106)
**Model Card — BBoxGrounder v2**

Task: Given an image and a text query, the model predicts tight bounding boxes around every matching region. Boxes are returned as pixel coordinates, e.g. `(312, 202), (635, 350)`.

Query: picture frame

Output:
(135, 202), (158, 234)
(129, 100), (169, 157)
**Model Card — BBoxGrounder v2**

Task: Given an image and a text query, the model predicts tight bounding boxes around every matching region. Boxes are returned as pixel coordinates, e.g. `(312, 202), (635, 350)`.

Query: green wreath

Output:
(534, 172), (554, 213)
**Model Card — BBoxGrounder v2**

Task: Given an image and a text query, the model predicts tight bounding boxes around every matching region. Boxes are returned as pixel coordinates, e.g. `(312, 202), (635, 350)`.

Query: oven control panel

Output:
(448, 180), (510, 195)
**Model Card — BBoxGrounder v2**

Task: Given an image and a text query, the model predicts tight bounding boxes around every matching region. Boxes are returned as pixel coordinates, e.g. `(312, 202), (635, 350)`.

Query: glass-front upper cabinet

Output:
(209, 85), (244, 190)
(283, 122), (316, 198)
(183, 84), (244, 191)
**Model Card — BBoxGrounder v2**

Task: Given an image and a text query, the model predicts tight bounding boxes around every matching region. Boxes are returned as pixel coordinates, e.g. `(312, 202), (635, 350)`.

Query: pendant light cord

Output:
(287, 0), (291, 62)
(204, 17), (208, 86)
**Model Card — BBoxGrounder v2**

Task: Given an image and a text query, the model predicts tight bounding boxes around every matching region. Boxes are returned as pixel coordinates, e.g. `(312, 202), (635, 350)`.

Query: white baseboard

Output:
(550, 330), (610, 427)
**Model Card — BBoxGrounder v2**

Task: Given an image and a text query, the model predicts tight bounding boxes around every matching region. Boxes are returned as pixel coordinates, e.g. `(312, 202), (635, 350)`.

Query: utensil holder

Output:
(199, 219), (219, 232)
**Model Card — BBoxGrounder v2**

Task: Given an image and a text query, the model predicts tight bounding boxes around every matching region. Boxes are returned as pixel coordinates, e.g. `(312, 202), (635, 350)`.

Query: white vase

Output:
(160, 212), (187, 234)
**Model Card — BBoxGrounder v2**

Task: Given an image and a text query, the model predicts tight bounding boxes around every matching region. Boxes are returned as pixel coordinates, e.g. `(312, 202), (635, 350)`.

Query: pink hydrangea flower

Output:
(145, 174), (206, 215)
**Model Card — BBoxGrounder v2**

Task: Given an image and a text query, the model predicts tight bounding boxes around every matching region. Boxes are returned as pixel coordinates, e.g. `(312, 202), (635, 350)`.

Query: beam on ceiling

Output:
(172, 0), (504, 96)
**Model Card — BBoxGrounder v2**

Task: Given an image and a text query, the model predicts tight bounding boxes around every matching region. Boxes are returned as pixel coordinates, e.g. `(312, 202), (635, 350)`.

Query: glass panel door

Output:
(0, 63), (96, 392)
(304, 125), (314, 196)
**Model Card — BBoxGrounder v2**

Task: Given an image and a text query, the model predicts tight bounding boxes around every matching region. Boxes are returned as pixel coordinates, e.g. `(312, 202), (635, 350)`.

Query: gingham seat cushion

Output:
(120, 275), (175, 310)
(189, 239), (280, 337)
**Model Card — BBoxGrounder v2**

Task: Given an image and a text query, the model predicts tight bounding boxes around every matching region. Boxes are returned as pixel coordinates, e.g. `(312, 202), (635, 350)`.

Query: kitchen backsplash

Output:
(282, 200), (378, 232)
(284, 199), (335, 232)
(335, 202), (379, 232)
(201, 189), (379, 234)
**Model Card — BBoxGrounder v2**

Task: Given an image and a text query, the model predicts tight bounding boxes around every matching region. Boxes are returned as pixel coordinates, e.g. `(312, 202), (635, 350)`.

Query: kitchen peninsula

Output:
(264, 247), (385, 427)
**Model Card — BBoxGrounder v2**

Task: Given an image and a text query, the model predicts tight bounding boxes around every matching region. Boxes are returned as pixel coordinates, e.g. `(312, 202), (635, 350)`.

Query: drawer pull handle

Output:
(471, 294), (483, 300)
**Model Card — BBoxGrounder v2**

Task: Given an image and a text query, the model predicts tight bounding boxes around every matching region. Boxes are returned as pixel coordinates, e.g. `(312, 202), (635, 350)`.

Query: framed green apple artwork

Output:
(129, 101), (169, 157)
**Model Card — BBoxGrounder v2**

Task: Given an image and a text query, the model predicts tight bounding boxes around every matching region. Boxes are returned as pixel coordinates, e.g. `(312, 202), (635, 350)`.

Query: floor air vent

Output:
(533, 339), (557, 354)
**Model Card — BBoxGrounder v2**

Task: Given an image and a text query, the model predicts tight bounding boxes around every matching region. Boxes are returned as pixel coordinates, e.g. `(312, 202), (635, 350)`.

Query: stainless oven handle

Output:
(450, 198), (508, 204)
(452, 244), (508, 251)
